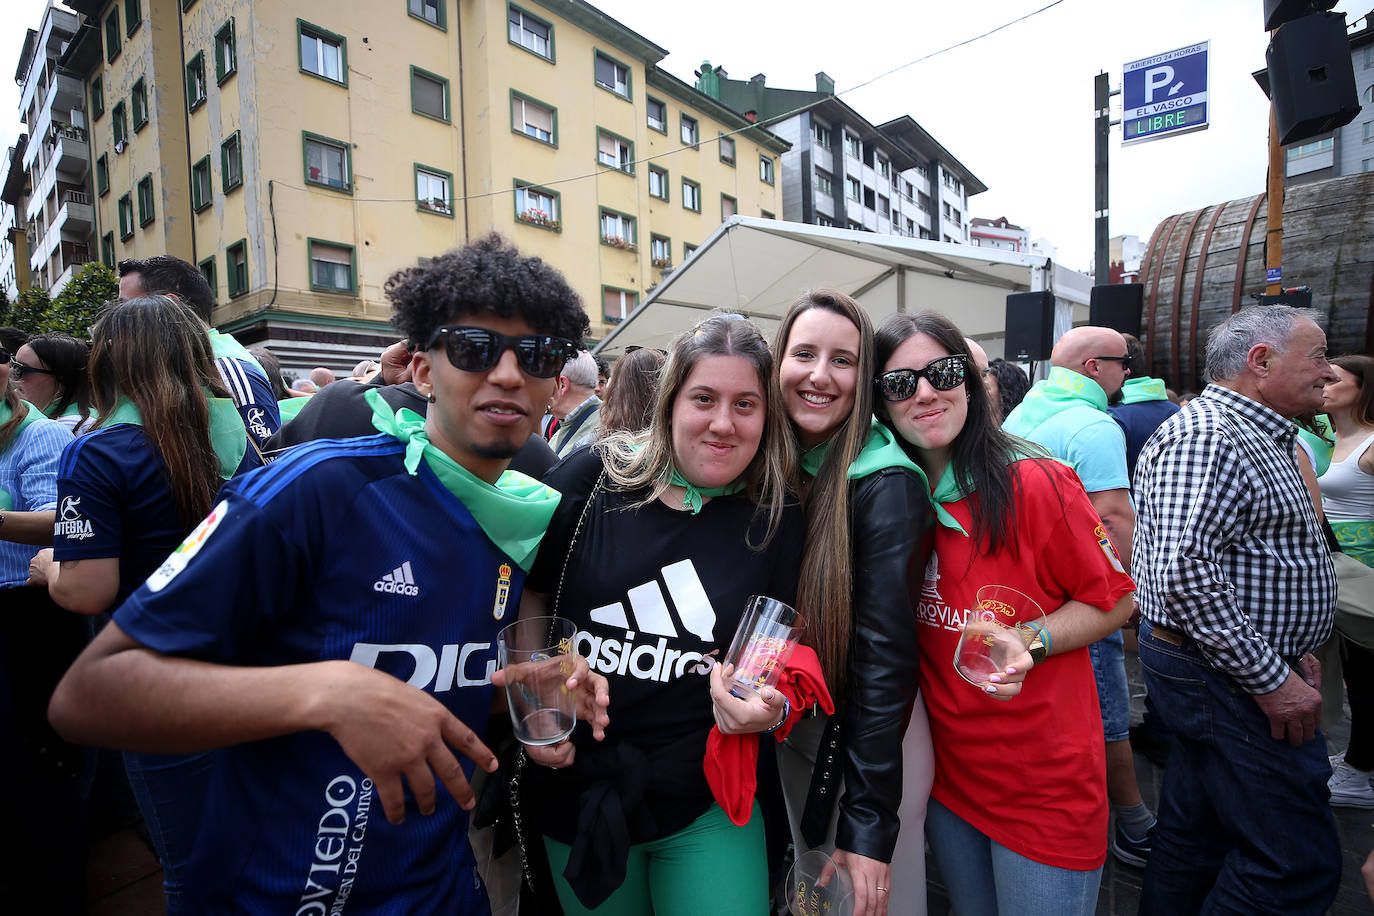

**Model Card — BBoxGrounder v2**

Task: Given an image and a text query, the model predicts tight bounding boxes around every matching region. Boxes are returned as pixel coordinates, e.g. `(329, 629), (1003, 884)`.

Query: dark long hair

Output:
(1333, 355), (1374, 427)
(875, 311), (1022, 554)
(248, 346), (290, 400)
(598, 347), (665, 435)
(772, 289), (875, 698)
(25, 334), (92, 422)
(88, 296), (231, 525)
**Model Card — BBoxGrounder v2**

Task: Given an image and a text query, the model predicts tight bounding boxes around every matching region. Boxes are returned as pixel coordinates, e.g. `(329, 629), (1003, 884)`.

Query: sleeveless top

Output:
(1318, 429), (1374, 522)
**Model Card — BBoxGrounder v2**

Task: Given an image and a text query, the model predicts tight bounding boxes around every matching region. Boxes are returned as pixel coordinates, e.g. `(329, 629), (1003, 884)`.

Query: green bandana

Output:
(99, 396), (248, 480)
(931, 440), (1046, 507)
(43, 401), (85, 420)
(1008, 367), (1109, 433)
(0, 398), (43, 440)
(800, 419), (964, 532)
(278, 395), (311, 424)
(1118, 377), (1169, 404)
(364, 387), (561, 571)
(668, 467), (745, 514)
(208, 330), (267, 376)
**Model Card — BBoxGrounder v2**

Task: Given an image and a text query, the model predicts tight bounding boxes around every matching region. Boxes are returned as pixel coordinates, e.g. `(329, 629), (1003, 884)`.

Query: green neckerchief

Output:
(364, 387), (561, 571)
(207, 329), (267, 376)
(99, 395), (248, 480)
(668, 467), (745, 515)
(44, 401), (85, 420)
(1118, 376), (1169, 404)
(278, 395), (311, 424)
(0, 398), (44, 439)
(931, 439), (1046, 508)
(1010, 367), (1109, 432)
(800, 418), (964, 532)
(1297, 414), (1335, 478)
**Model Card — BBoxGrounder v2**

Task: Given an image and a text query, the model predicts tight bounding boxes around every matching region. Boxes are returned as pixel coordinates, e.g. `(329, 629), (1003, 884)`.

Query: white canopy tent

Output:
(593, 217), (1091, 360)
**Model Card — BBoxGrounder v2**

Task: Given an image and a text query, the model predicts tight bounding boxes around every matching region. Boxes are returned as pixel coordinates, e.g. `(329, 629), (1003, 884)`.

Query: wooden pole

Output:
(1265, 99), (1284, 295)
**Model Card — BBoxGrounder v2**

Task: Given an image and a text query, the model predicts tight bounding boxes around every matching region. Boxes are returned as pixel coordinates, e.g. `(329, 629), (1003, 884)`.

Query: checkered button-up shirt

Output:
(1132, 384), (1336, 694)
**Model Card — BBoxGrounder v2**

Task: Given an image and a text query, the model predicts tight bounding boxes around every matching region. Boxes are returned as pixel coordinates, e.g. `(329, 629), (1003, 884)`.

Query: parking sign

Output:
(1122, 42), (1210, 145)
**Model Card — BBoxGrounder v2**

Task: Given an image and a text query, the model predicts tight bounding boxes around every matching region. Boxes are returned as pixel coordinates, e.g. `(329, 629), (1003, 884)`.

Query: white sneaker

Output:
(1330, 750), (1345, 769)
(1328, 760), (1374, 808)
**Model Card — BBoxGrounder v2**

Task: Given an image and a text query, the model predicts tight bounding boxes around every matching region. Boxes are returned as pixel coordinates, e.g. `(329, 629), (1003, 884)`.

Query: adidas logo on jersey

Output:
(373, 561), (420, 596)
(573, 559), (719, 682)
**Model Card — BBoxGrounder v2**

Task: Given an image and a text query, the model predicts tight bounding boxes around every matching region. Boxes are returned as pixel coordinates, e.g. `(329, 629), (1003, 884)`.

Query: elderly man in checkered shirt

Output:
(1133, 304), (1340, 916)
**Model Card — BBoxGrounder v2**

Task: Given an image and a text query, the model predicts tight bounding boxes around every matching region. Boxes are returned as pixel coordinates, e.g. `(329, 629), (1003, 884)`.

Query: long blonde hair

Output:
(773, 290), (875, 699)
(600, 314), (796, 547)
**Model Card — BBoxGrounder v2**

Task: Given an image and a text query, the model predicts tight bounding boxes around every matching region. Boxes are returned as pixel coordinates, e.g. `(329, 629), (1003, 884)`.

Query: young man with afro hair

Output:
(50, 235), (608, 914)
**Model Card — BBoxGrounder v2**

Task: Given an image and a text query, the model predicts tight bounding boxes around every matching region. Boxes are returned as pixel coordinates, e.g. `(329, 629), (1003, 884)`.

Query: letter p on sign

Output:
(1145, 66), (1175, 103)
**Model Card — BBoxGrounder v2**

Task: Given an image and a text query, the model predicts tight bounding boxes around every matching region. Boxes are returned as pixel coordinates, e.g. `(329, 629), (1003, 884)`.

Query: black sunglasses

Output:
(877, 355), (969, 402)
(427, 326), (575, 379)
(1088, 355), (1130, 366)
(10, 360), (56, 381)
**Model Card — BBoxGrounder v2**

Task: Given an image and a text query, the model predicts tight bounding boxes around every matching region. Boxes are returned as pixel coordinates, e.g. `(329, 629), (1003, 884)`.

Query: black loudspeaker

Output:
(1266, 12), (1360, 146)
(1264, 0), (1337, 31)
(1089, 283), (1144, 337)
(1257, 290), (1314, 308)
(1005, 290), (1055, 361)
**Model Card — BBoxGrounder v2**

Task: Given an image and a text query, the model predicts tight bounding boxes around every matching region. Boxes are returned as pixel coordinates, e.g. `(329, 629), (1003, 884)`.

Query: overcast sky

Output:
(2, 0), (1369, 270)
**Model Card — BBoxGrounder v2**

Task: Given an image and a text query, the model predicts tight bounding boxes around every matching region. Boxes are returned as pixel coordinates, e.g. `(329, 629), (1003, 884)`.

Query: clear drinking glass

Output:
(787, 849), (855, 916)
(496, 616), (578, 746)
(723, 595), (806, 699)
(953, 585), (1046, 689)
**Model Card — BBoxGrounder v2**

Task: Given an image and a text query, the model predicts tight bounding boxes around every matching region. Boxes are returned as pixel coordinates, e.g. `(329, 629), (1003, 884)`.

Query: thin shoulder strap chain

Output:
(552, 468), (605, 618)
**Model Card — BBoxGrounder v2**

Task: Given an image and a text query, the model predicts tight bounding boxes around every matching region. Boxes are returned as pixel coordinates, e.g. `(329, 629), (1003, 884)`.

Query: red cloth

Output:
(704, 645), (834, 826)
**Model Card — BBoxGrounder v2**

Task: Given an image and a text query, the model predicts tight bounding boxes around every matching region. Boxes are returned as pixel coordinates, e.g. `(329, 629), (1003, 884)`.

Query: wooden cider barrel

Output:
(1140, 170), (1374, 392)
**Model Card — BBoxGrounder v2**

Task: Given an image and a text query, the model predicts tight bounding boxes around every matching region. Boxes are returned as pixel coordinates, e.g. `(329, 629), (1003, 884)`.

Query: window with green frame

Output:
(112, 101), (127, 145)
(648, 165), (668, 201)
(511, 92), (556, 146)
(682, 178), (701, 212)
(649, 234), (671, 268)
(721, 194), (737, 219)
(593, 50), (630, 99)
(415, 164), (453, 216)
(95, 154), (109, 196)
(90, 76), (104, 119)
(137, 174), (154, 226)
(309, 239), (356, 293)
(601, 286), (637, 324)
(186, 52), (206, 111)
(221, 131), (242, 192)
(226, 239), (248, 298)
(101, 232), (114, 268)
(596, 128), (633, 175)
(408, 0), (445, 30)
(303, 132), (351, 193)
(191, 156), (212, 212)
(684, 242), (698, 261)
(131, 78), (148, 131)
(507, 4), (552, 61)
(105, 9), (121, 63)
(513, 179), (559, 231)
(410, 67), (449, 122)
(125, 0), (141, 36)
(759, 155), (775, 185)
(118, 194), (134, 239)
(199, 256), (217, 300)
(299, 20), (346, 86)
(599, 208), (636, 249)
(215, 20), (237, 84)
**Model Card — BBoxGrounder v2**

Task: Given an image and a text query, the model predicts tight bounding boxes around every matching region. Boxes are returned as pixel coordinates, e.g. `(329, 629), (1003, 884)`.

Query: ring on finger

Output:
(876, 886), (888, 893)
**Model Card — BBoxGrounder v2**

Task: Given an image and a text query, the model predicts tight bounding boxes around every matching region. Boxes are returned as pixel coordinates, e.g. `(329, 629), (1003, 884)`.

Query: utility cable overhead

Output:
(281, 0), (1070, 205)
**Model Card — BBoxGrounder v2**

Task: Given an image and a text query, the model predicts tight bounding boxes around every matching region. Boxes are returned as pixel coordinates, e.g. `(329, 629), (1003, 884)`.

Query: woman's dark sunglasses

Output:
(876, 355), (969, 402)
(427, 326), (575, 379)
(10, 360), (57, 381)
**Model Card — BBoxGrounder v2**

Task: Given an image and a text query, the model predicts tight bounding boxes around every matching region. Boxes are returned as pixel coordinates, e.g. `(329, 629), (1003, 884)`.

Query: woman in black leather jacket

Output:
(773, 290), (937, 916)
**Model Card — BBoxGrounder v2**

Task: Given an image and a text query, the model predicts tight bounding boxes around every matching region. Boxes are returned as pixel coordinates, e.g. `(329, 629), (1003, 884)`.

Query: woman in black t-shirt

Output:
(520, 315), (804, 915)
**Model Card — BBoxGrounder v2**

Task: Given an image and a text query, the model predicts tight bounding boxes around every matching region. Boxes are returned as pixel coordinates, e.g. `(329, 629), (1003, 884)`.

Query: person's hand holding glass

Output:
(954, 585), (1045, 700)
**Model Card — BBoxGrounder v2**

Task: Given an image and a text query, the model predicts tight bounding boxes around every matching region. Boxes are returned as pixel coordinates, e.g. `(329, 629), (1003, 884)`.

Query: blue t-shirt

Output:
(217, 355), (281, 449)
(1108, 400), (1182, 486)
(52, 424), (195, 608)
(114, 435), (521, 914)
(1009, 404), (1130, 494)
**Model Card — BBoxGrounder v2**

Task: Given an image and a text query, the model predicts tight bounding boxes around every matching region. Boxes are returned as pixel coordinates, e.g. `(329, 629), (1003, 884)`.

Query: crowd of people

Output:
(1, 235), (1371, 915)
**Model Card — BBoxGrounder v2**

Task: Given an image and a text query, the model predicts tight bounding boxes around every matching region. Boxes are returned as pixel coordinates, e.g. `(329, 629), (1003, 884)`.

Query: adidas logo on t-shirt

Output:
(374, 561), (420, 596)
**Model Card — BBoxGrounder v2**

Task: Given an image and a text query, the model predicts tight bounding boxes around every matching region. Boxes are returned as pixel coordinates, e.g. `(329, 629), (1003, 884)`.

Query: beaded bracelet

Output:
(762, 694), (792, 735)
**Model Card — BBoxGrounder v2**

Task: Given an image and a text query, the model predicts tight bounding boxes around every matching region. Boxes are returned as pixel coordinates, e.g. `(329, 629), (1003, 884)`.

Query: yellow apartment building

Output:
(57, 0), (786, 369)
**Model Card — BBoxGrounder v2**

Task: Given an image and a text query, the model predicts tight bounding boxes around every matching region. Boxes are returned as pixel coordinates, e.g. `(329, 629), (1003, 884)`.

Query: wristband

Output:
(1021, 620), (1052, 655)
(761, 694), (791, 735)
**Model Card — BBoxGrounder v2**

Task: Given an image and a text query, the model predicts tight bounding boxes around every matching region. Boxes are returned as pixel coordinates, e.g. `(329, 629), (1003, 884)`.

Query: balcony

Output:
(53, 128), (89, 181)
(57, 190), (91, 235)
(44, 72), (83, 125)
(49, 246), (94, 298)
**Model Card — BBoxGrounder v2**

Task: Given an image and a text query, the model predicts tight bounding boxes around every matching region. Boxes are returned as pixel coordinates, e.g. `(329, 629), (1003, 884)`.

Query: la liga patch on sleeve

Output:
(1095, 524), (1126, 574)
(146, 500), (230, 592)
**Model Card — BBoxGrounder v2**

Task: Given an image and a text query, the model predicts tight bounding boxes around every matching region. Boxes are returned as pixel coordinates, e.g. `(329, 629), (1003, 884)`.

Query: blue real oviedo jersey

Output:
(113, 434), (523, 914)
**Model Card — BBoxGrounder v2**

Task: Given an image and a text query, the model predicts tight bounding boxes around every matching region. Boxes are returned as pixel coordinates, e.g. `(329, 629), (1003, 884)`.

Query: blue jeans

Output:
(123, 749), (216, 915)
(1088, 628), (1130, 742)
(1137, 621), (1341, 916)
(926, 799), (1102, 916)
